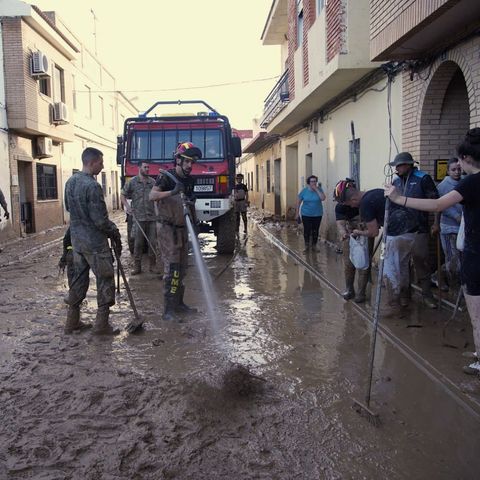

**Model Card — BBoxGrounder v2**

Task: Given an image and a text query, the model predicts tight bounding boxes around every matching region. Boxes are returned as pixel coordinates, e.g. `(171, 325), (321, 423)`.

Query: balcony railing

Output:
(260, 70), (289, 129)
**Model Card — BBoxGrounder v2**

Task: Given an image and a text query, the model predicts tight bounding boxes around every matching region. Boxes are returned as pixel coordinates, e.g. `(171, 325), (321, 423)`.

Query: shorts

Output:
(461, 251), (480, 296)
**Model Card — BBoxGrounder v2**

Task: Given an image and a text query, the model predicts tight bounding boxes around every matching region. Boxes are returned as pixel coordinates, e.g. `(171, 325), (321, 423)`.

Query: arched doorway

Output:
(418, 61), (470, 177)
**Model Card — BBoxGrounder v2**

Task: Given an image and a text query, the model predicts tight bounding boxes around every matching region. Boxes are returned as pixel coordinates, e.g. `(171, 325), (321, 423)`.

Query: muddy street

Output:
(1, 219), (479, 479)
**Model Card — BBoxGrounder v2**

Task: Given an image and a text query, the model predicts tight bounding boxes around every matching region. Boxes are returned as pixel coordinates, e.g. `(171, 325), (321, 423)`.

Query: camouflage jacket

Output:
(65, 172), (118, 254)
(121, 175), (156, 221)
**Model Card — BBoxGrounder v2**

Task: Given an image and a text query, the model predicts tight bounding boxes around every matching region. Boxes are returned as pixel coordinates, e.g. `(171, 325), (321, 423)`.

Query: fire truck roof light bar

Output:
(139, 100), (219, 118)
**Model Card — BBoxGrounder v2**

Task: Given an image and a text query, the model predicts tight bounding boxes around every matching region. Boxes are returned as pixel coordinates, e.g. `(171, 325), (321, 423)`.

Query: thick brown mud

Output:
(1, 220), (480, 479)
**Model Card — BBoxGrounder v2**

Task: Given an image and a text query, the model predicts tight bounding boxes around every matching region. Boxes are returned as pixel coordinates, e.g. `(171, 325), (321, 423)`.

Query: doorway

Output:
(17, 161), (34, 234)
(274, 158), (281, 216)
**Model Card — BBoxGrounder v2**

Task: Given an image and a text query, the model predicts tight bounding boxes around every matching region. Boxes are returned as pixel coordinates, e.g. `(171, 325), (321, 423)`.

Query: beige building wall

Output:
(0, 22), (12, 239)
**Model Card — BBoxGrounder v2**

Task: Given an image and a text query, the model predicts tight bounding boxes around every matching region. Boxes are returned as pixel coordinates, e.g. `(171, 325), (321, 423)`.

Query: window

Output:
(36, 164), (58, 200)
(39, 77), (51, 97)
(99, 96), (105, 125)
(110, 104), (115, 130)
(266, 160), (271, 193)
(151, 130), (164, 159)
(85, 85), (92, 118)
(129, 128), (225, 162)
(349, 138), (360, 189)
(316, 0), (325, 15)
(72, 75), (77, 110)
(101, 172), (107, 195)
(131, 131), (149, 159)
(297, 0), (304, 47)
(53, 65), (65, 102)
(255, 164), (259, 192)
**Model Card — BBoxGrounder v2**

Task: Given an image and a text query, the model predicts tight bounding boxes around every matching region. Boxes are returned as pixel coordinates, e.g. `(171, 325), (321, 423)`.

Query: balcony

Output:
(260, 70), (290, 129)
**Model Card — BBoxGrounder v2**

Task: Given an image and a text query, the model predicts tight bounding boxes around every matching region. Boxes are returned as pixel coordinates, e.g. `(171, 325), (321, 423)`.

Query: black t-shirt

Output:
(359, 189), (385, 227)
(335, 203), (359, 221)
(155, 169), (195, 200)
(455, 171), (480, 255)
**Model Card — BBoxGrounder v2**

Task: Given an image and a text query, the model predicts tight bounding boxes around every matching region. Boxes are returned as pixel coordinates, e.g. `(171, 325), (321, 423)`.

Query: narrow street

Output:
(0, 217), (479, 479)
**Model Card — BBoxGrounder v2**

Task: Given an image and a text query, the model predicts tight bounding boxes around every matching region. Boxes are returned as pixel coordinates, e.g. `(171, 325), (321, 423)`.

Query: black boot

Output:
(177, 285), (197, 313)
(64, 306), (91, 334)
(92, 307), (119, 335)
(342, 262), (356, 300)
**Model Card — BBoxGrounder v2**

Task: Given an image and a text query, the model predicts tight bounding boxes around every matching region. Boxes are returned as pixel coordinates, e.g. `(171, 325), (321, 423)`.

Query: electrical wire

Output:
(74, 76), (280, 94)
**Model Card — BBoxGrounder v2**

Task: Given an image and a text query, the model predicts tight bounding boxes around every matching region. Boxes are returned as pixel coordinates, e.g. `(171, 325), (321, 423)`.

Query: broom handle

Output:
(365, 197), (390, 407)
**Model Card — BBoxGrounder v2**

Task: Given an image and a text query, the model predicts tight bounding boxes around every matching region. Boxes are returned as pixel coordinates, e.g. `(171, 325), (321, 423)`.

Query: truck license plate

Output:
(194, 185), (214, 192)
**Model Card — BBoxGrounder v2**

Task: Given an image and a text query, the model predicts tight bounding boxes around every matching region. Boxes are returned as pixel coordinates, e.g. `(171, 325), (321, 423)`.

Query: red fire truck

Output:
(116, 100), (242, 254)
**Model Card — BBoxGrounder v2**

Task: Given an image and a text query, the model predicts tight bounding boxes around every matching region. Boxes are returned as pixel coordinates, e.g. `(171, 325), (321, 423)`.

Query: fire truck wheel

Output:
(216, 210), (236, 254)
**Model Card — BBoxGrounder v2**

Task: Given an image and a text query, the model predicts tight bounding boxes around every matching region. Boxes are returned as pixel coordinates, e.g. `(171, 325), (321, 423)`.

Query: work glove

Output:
(3, 211), (9, 220)
(170, 182), (185, 197)
(110, 229), (122, 257)
(58, 249), (73, 273)
(58, 252), (67, 273)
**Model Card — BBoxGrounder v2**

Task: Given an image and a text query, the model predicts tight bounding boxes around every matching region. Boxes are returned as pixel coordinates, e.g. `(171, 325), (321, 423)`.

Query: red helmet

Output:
(175, 142), (202, 160)
(333, 178), (356, 203)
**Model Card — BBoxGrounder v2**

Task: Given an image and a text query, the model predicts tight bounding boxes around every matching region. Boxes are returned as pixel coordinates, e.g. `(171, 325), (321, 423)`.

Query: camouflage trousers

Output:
(157, 222), (188, 303)
(133, 220), (159, 265)
(65, 250), (115, 310)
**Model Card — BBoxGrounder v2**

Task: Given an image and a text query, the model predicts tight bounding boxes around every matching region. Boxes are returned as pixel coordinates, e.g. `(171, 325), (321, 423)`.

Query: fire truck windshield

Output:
(129, 128), (225, 162)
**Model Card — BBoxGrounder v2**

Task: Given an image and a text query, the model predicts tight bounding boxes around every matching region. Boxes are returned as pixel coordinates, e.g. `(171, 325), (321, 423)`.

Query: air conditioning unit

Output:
(36, 136), (53, 158)
(31, 51), (50, 77)
(53, 102), (69, 124)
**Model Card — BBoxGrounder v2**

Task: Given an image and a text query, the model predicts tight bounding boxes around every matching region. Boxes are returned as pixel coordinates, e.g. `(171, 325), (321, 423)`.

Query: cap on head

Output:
(333, 178), (356, 203)
(175, 142), (202, 161)
(236, 173), (244, 179)
(389, 152), (415, 167)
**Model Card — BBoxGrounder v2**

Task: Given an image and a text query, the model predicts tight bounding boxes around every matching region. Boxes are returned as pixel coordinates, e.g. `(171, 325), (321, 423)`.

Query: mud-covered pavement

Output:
(1, 217), (480, 479)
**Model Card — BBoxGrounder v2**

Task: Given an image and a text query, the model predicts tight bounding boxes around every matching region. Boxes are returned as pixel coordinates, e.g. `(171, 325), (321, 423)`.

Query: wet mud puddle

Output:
(0, 227), (479, 479)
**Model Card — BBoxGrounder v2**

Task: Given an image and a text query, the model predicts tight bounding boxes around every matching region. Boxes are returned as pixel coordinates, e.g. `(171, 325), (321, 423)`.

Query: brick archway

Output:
(416, 60), (470, 177)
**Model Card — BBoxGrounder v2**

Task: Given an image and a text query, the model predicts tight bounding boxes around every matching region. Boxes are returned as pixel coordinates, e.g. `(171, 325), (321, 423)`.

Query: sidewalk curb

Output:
(258, 223), (480, 421)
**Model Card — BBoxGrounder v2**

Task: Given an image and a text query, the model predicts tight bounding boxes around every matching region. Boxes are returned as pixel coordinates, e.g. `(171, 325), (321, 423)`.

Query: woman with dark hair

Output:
(295, 175), (326, 252)
(385, 128), (480, 375)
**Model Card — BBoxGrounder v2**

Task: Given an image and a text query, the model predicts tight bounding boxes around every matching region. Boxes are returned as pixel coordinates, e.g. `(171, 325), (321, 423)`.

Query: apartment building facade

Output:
(0, 0), (137, 242)
(242, 0), (402, 239)
(370, 0), (480, 179)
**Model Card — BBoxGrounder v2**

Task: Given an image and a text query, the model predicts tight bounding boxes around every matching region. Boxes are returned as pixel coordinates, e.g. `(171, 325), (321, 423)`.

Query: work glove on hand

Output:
(4, 211), (9, 220)
(110, 229), (122, 257)
(170, 182), (185, 197)
(58, 252), (67, 273)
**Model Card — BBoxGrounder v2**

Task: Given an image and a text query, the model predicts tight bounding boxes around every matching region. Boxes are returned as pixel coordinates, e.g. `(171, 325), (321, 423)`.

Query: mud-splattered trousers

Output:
(156, 222), (188, 309)
(132, 220), (158, 269)
(440, 233), (461, 289)
(67, 251), (115, 310)
(384, 232), (432, 300)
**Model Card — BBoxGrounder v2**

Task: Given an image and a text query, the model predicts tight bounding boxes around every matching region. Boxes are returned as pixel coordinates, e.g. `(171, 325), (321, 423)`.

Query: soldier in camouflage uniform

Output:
(149, 142), (201, 321)
(120, 161), (160, 275)
(64, 147), (122, 335)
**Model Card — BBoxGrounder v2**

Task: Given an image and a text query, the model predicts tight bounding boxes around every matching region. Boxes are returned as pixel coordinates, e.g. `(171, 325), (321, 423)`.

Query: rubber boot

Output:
(354, 270), (369, 304)
(131, 258), (142, 276)
(177, 285), (197, 313)
(303, 240), (310, 254)
(92, 308), (119, 335)
(342, 262), (356, 300)
(163, 297), (177, 321)
(64, 306), (91, 334)
(149, 255), (162, 275)
(163, 263), (181, 321)
(380, 283), (400, 318)
(420, 278), (437, 309)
